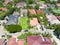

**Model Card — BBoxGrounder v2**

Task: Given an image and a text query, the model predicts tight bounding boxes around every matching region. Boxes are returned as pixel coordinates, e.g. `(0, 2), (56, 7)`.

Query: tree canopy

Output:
(5, 24), (22, 33)
(56, 25), (60, 35)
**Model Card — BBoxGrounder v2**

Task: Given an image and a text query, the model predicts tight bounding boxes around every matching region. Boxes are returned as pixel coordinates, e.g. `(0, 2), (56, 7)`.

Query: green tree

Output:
(0, 11), (6, 20)
(35, 4), (39, 9)
(0, 0), (5, 2)
(6, 7), (16, 15)
(55, 25), (60, 36)
(28, 0), (34, 4)
(4, 24), (22, 33)
(0, 1), (4, 8)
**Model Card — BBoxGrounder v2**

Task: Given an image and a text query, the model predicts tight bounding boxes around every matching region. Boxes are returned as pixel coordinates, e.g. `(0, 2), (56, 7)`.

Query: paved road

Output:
(0, 26), (5, 38)
(52, 31), (60, 45)
(47, 29), (60, 45)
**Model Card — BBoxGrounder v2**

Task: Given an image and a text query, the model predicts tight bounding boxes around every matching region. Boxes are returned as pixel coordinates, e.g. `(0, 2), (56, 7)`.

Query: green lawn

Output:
(19, 17), (29, 30)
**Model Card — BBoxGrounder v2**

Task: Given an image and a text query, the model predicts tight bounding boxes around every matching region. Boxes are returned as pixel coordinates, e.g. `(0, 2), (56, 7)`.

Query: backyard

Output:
(19, 17), (29, 30)
(37, 14), (49, 26)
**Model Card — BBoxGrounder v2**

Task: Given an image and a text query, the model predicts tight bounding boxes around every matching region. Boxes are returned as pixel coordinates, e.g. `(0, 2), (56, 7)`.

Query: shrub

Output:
(0, 11), (6, 20)
(7, 35), (12, 39)
(17, 32), (33, 40)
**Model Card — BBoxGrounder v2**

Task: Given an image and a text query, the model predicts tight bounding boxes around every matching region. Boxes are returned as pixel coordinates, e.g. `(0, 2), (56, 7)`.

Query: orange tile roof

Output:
(17, 39), (24, 45)
(29, 9), (36, 14)
(36, 10), (45, 14)
(0, 8), (7, 11)
(30, 18), (39, 26)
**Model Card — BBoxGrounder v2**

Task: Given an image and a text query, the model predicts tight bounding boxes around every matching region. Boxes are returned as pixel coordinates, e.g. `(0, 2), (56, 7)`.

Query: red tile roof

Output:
(7, 37), (16, 45)
(0, 39), (4, 45)
(41, 38), (53, 45)
(17, 39), (24, 45)
(27, 36), (53, 45)
(7, 37), (24, 45)
(36, 10), (45, 14)
(30, 18), (39, 26)
(29, 9), (36, 14)
(27, 36), (43, 45)
(0, 8), (7, 11)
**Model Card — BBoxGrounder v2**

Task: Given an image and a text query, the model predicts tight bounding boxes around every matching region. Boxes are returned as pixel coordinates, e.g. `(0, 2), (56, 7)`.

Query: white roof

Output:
(46, 14), (60, 25)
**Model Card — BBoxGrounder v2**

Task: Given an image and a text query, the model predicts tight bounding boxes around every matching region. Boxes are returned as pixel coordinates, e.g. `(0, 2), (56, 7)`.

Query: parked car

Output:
(24, 30), (28, 32)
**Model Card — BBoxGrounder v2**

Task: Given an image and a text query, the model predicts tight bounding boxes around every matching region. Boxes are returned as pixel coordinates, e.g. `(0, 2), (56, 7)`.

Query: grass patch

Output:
(19, 17), (29, 30)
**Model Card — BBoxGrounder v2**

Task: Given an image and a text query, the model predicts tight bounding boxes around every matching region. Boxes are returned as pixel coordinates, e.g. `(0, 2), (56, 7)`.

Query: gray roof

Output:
(47, 4), (55, 8)
(43, 9), (51, 14)
(6, 15), (19, 25)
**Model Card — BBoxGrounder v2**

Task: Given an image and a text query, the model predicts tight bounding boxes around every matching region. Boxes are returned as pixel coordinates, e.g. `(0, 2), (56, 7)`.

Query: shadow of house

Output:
(6, 15), (19, 25)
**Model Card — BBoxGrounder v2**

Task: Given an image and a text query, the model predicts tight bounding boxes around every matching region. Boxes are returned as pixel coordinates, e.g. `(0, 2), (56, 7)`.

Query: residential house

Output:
(0, 39), (4, 45)
(20, 9), (27, 17)
(56, 3), (60, 7)
(3, 0), (12, 6)
(27, 36), (53, 45)
(47, 4), (55, 8)
(37, 2), (47, 9)
(17, 39), (24, 45)
(16, 2), (26, 8)
(46, 14), (60, 25)
(7, 37), (24, 45)
(6, 15), (19, 25)
(30, 18), (39, 26)
(29, 9), (36, 15)
(36, 9), (45, 14)
(41, 38), (53, 45)
(7, 37), (16, 45)
(0, 8), (7, 11)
